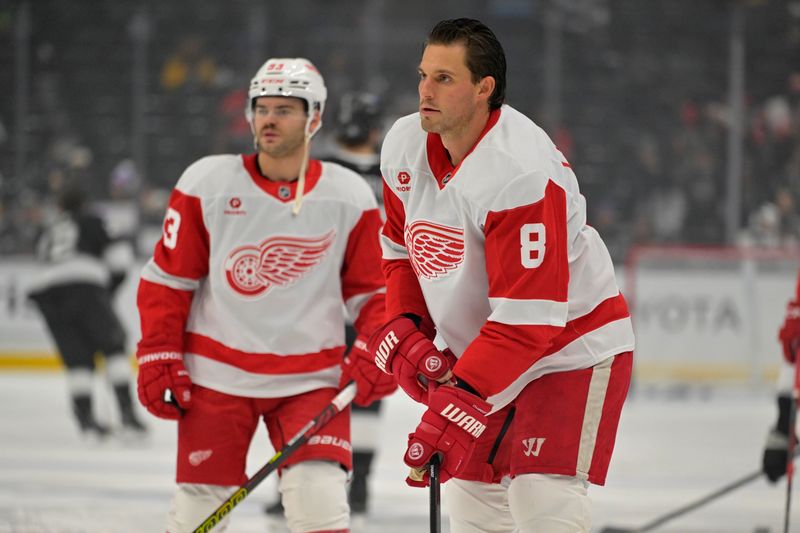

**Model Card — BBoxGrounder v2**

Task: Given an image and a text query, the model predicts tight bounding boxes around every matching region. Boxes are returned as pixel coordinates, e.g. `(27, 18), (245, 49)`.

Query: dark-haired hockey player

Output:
(369, 18), (635, 533)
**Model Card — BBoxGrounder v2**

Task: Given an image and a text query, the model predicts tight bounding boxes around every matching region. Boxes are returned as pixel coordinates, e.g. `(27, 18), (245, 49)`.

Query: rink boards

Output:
(0, 255), (794, 386)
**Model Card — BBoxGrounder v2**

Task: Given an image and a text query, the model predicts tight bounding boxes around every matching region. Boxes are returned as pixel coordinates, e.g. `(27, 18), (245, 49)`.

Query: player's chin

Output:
(419, 116), (440, 133)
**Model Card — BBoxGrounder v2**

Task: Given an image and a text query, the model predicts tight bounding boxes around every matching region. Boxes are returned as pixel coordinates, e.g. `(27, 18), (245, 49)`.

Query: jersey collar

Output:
(426, 107), (502, 190)
(241, 154), (323, 202)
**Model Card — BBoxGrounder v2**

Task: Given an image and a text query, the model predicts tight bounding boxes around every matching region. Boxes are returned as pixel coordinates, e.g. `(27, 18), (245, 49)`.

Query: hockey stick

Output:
(599, 468), (763, 533)
(191, 381), (357, 533)
(429, 453), (442, 533)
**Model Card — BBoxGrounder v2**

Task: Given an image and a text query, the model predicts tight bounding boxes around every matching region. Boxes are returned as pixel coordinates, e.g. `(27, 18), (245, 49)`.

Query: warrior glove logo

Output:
(405, 221), (465, 280)
(224, 231), (335, 298)
(440, 403), (486, 438)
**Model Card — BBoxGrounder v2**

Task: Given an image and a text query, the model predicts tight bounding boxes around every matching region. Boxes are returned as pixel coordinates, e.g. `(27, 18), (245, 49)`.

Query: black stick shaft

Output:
(600, 469), (762, 533)
(430, 453), (441, 533)
(191, 381), (357, 533)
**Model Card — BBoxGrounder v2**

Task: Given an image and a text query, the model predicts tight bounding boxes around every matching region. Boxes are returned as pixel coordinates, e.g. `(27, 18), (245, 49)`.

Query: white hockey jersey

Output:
(380, 105), (635, 413)
(137, 154), (386, 398)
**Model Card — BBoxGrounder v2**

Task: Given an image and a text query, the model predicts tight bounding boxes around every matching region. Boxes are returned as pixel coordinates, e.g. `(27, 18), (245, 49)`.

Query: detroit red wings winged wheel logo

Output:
(404, 221), (464, 280)
(224, 231), (335, 297)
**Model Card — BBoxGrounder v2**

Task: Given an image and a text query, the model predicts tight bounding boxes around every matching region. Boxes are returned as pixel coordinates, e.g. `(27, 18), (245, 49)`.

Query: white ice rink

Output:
(0, 371), (794, 533)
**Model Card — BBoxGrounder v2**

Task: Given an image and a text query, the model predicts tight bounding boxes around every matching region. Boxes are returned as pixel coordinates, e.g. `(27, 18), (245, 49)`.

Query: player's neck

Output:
(440, 107), (490, 167)
(257, 150), (306, 182)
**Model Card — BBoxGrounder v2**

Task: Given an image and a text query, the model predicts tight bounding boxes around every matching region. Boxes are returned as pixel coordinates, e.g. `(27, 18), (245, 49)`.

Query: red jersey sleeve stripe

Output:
(152, 189), (210, 281)
(136, 278), (194, 357)
(483, 180), (569, 302)
(456, 293), (630, 398)
(341, 208), (385, 302)
(381, 182), (407, 249)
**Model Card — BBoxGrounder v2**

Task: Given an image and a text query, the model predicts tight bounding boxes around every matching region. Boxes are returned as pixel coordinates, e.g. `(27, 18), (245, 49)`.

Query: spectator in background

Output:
(160, 34), (218, 92)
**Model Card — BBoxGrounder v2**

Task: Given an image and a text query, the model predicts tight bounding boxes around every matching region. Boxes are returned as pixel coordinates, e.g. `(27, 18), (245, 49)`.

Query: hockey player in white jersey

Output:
(135, 57), (396, 533)
(368, 19), (635, 533)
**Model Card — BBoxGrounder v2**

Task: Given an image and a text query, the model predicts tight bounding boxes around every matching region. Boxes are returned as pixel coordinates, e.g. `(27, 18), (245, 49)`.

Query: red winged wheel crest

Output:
(404, 220), (465, 280)
(224, 230), (335, 297)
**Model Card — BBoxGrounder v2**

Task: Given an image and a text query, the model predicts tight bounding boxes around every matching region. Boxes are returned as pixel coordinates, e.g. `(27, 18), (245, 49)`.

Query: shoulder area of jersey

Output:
(382, 112), (423, 145)
(175, 154), (243, 192)
(319, 160), (378, 208)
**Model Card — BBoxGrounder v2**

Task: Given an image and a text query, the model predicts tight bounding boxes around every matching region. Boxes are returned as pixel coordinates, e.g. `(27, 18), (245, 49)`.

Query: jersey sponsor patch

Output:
(223, 230), (335, 298)
(404, 220), (465, 280)
(395, 170), (412, 192)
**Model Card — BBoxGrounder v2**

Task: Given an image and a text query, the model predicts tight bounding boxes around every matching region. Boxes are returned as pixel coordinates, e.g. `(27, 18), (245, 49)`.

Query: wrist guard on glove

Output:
(368, 316), (454, 404)
(136, 351), (192, 420)
(403, 385), (491, 487)
(341, 336), (398, 406)
(779, 300), (800, 363)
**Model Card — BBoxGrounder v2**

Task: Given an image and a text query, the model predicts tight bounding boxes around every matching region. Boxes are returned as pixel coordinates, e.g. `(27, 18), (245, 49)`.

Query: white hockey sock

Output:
(166, 483), (237, 533)
(508, 473), (591, 533)
(446, 478), (515, 533)
(105, 352), (132, 386)
(280, 461), (349, 533)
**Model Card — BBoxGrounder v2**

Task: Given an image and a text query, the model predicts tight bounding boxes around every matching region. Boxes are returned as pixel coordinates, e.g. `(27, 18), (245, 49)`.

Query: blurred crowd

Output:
(1, 0), (799, 261)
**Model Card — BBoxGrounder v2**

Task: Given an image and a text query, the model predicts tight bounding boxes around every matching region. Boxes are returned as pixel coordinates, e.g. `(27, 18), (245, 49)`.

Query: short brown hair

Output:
(425, 18), (506, 110)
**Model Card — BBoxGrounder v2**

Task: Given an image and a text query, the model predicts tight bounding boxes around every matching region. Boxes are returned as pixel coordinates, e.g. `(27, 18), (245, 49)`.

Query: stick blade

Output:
(599, 527), (636, 533)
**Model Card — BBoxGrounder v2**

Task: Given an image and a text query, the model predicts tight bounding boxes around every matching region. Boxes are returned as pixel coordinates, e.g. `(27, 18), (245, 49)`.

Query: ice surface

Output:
(0, 372), (792, 532)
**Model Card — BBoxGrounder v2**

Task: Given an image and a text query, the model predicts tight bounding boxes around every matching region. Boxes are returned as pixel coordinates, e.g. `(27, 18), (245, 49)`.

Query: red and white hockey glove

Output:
(403, 385), (491, 487)
(136, 351), (192, 420)
(341, 336), (398, 407)
(368, 316), (454, 404)
(779, 300), (800, 363)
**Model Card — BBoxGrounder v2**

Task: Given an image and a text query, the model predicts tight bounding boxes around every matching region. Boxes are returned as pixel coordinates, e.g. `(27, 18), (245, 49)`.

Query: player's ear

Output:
(309, 109), (322, 133)
(477, 76), (495, 104)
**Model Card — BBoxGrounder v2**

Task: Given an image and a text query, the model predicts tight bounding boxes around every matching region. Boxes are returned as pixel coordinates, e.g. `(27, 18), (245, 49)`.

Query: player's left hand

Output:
(403, 384), (491, 487)
(341, 336), (398, 406)
(779, 300), (800, 363)
(368, 316), (454, 404)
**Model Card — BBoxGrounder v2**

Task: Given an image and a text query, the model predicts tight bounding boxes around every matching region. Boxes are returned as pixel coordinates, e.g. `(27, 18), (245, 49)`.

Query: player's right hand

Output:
(136, 351), (192, 419)
(779, 300), (800, 363)
(368, 316), (453, 404)
(403, 385), (491, 487)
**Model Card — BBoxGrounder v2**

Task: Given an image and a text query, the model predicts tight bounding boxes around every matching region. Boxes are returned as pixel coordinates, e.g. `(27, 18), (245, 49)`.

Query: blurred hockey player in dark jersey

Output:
(332, 91), (386, 515)
(28, 185), (146, 440)
(328, 92), (383, 206)
(266, 92), (390, 515)
(266, 91), (388, 518)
